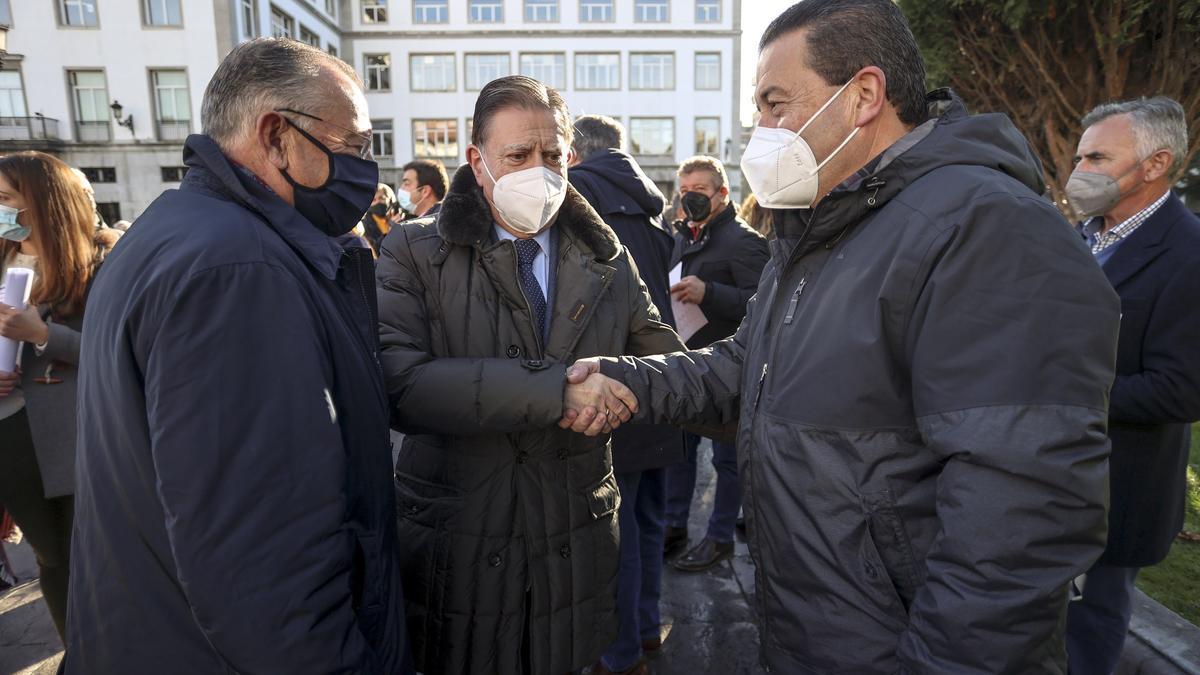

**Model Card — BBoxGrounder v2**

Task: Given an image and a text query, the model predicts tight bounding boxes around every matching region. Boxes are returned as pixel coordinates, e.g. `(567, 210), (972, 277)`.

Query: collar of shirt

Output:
(493, 223), (552, 297)
(1083, 189), (1171, 255)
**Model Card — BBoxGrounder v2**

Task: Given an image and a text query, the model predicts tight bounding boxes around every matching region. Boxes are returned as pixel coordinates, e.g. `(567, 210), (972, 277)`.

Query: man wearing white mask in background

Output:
(559, 1), (1123, 671)
(374, 75), (685, 675)
(1064, 96), (1200, 675)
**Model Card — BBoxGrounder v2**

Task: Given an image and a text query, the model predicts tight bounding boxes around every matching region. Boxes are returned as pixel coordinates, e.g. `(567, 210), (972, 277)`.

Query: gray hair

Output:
(201, 38), (361, 148)
(572, 115), (625, 161)
(677, 155), (728, 190)
(1082, 96), (1189, 177)
(471, 75), (572, 148)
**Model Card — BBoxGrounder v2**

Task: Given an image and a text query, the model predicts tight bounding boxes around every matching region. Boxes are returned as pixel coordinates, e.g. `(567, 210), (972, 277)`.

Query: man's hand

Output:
(0, 304), (49, 345)
(0, 369), (19, 397)
(670, 275), (706, 305)
(560, 361), (638, 436)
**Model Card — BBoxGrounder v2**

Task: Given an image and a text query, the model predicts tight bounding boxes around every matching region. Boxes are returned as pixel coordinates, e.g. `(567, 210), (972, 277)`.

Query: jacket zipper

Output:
(782, 278), (807, 325)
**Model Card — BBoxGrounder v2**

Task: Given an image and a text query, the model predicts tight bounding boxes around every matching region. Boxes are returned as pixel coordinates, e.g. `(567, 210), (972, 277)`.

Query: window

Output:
(0, 72), (26, 118)
(362, 0), (387, 23)
(629, 118), (674, 155)
(81, 167), (117, 183)
(465, 54), (510, 91)
(144, 0), (182, 25)
(240, 0), (258, 39)
(299, 26), (320, 46)
(161, 166), (188, 182)
(695, 0), (719, 22)
(630, 53), (674, 90)
(269, 5), (293, 37)
(635, 0), (668, 22)
(0, 0), (11, 25)
(69, 70), (110, 142)
(695, 117), (719, 155)
(519, 53), (566, 90)
(525, 0), (557, 22)
(372, 119), (394, 158)
(152, 69), (191, 140)
(413, 0), (447, 23)
(694, 52), (720, 90)
(410, 54), (456, 92)
(575, 54), (619, 91)
(325, 0), (336, 17)
(413, 119), (458, 158)
(96, 202), (121, 224)
(327, 44), (339, 57)
(59, 0), (99, 27)
(469, 0), (503, 22)
(579, 0), (612, 22)
(365, 54), (391, 91)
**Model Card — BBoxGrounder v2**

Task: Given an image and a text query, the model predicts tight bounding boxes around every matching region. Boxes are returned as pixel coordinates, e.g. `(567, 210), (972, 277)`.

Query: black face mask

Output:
(682, 191), (713, 222)
(368, 202), (389, 217)
(279, 119), (379, 237)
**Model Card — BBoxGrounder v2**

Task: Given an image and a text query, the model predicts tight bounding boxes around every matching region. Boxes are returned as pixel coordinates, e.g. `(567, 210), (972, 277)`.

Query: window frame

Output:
(364, 53), (392, 92)
(468, 0), (504, 23)
(409, 53), (457, 93)
(412, 0), (449, 24)
(694, 52), (721, 91)
(694, 116), (720, 155)
(160, 166), (188, 182)
(371, 118), (394, 159)
(81, 167), (117, 183)
(464, 53), (512, 92)
(629, 52), (675, 91)
(362, 0), (387, 24)
(578, 0), (614, 23)
(524, 0), (559, 23)
(240, 0), (258, 39)
(695, 0), (720, 23)
(268, 4), (294, 38)
(574, 52), (621, 92)
(150, 68), (192, 141)
(57, 0), (100, 28)
(629, 116), (676, 157)
(299, 25), (320, 47)
(634, 0), (669, 23)
(518, 52), (567, 90)
(68, 69), (111, 142)
(142, 0), (183, 27)
(411, 118), (459, 159)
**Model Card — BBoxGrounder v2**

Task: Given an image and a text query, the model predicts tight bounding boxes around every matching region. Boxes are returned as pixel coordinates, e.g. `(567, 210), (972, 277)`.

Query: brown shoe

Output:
(671, 537), (734, 572)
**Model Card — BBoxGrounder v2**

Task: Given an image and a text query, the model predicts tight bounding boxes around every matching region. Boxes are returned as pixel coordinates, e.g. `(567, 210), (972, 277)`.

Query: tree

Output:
(901, 0), (1200, 212)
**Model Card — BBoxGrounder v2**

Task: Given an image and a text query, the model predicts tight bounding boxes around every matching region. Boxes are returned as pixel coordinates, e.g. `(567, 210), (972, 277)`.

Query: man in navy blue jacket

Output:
(67, 39), (411, 674)
(1066, 96), (1200, 675)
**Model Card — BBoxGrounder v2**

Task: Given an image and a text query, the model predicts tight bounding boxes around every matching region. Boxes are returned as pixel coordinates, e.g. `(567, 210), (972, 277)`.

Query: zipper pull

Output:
(754, 362), (768, 408)
(865, 177), (886, 207)
(783, 278), (807, 325)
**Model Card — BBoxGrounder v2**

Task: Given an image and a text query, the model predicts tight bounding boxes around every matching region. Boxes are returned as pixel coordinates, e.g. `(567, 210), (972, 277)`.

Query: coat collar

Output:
(1102, 191), (1188, 289)
(181, 134), (344, 280)
(436, 164), (621, 262)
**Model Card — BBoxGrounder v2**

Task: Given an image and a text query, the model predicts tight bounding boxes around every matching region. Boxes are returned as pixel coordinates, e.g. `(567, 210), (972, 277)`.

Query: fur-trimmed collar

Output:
(436, 164), (621, 262)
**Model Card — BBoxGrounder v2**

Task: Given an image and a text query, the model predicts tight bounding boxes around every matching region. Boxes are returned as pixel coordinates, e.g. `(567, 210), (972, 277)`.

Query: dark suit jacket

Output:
(1095, 192), (1200, 567)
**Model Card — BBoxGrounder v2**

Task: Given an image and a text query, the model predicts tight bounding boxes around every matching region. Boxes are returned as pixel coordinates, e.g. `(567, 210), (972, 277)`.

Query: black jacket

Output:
(600, 91), (1120, 673)
(1091, 193), (1200, 567)
(570, 149), (686, 473)
(67, 135), (411, 674)
(672, 203), (769, 349)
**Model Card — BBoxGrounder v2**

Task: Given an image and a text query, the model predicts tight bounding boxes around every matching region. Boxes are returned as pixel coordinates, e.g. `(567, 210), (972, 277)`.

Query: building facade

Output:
(0, 0), (740, 220)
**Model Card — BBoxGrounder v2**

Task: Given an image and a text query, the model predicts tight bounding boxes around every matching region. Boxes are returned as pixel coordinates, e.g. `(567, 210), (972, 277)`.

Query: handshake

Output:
(558, 358), (639, 437)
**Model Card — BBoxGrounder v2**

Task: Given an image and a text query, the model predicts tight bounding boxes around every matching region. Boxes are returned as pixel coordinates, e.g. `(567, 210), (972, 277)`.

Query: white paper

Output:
(0, 267), (33, 373)
(669, 263), (682, 287)
(672, 299), (708, 343)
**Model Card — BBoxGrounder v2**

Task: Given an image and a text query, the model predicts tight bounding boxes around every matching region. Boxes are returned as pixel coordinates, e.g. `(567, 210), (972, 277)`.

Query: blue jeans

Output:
(1066, 564), (1140, 675)
(602, 469), (667, 672)
(665, 434), (740, 544)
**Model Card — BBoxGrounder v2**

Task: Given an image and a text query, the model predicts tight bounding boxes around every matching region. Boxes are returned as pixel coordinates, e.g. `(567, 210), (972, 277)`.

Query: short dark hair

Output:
(760, 0), (928, 127)
(402, 159), (449, 200)
(471, 75), (573, 148)
(572, 115), (625, 161)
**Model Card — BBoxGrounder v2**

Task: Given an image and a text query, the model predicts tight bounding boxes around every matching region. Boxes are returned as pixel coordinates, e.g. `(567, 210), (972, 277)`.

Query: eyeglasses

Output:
(275, 108), (373, 160)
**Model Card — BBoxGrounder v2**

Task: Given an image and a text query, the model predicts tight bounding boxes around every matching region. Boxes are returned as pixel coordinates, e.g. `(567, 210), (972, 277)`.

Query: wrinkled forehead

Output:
(484, 106), (569, 153)
(1077, 114), (1135, 155)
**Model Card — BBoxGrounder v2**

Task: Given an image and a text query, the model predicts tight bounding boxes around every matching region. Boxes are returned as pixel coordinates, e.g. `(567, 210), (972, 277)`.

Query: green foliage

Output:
(1136, 427), (1200, 625)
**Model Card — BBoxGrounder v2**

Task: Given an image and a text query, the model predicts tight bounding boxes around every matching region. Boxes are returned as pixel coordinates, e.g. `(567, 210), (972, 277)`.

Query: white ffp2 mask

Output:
(740, 79), (860, 209)
(480, 158), (567, 234)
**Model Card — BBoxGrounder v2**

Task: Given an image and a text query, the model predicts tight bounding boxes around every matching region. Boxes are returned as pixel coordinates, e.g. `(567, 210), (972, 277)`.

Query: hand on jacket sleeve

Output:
(144, 263), (375, 674)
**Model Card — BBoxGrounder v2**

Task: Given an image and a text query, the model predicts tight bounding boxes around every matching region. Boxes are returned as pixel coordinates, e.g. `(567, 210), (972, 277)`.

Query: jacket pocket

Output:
(861, 488), (922, 614)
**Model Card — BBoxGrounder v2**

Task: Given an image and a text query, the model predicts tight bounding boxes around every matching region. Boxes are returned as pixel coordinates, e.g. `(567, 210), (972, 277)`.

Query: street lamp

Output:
(110, 100), (135, 136)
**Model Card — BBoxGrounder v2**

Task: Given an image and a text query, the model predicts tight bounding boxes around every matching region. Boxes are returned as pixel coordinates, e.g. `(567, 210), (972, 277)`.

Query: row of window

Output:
(260, 3), (339, 55)
(77, 166), (188, 184)
(52, 1), (341, 31)
(0, 69), (193, 143)
(362, 0), (721, 25)
(365, 52), (721, 93)
(371, 115), (721, 159)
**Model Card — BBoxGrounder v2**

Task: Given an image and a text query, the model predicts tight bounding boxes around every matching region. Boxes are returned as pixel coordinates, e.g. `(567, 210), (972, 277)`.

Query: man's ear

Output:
(467, 144), (487, 187)
(258, 111), (291, 170)
(851, 65), (887, 129)
(1143, 149), (1174, 183)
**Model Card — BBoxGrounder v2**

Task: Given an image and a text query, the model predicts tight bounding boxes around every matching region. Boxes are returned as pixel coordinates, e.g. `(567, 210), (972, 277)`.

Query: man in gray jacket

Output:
(563, 1), (1121, 672)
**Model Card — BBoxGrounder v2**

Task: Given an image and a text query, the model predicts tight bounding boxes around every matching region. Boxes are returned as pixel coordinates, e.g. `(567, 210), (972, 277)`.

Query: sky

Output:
(740, 0), (799, 126)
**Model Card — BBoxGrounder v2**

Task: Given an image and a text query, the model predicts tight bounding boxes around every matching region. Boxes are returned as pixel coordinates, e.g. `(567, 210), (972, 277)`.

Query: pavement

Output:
(0, 438), (765, 674)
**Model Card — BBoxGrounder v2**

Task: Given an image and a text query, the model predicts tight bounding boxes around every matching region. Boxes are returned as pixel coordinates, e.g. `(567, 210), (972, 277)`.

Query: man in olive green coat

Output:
(376, 76), (685, 675)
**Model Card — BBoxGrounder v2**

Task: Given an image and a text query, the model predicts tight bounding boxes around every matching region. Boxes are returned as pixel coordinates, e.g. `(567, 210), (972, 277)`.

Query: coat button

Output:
(489, 554), (502, 567)
(516, 451), (529, 464)
(506, 345), (521, 358)
(557, 448), (568, 460)
(559, 545), (571, 559)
